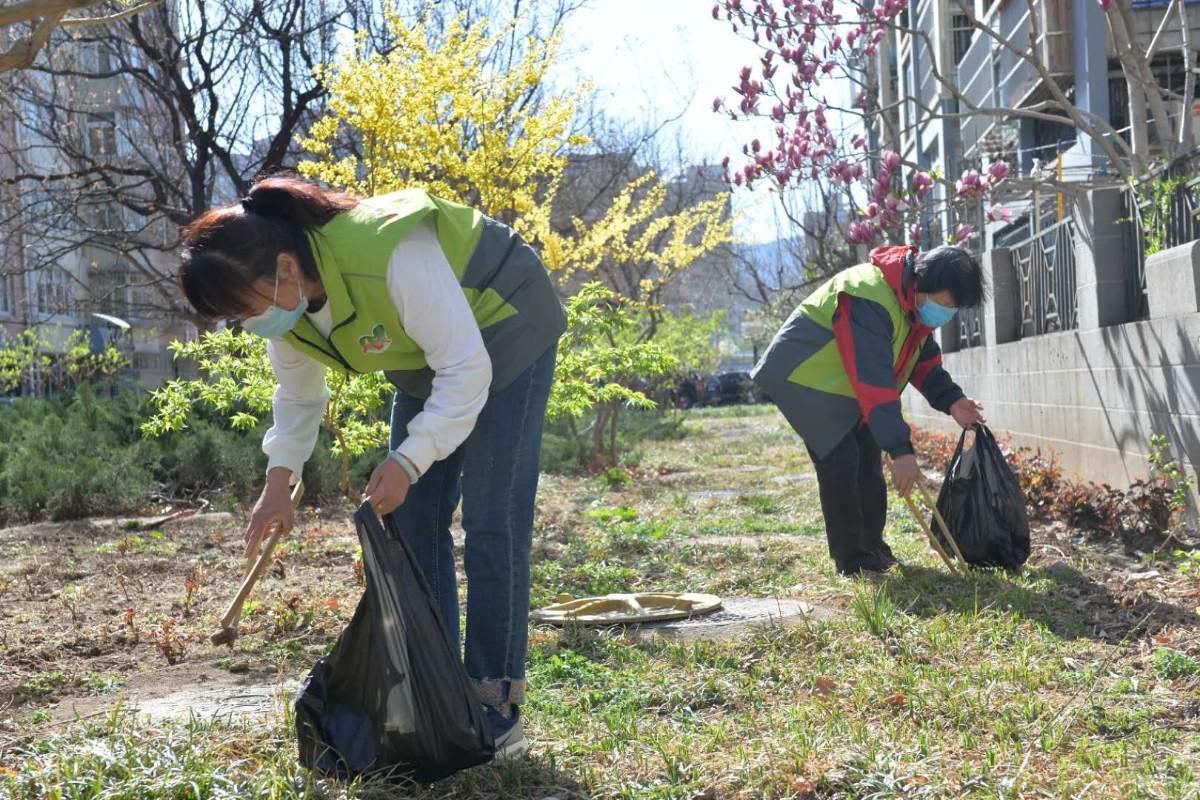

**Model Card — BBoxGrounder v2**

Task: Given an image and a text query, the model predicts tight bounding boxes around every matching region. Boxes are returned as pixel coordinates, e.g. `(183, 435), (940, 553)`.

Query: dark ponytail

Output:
(179, 175), (359, 320)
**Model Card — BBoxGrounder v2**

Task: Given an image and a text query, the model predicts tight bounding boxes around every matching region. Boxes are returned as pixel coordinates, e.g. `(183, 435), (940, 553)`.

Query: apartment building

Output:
(874, 0), (1200, 248)
(0, 31), (195, 392)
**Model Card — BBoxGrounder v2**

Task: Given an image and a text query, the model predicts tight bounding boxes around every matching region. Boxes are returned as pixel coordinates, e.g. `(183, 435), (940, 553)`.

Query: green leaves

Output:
(143, 330), (392, 496)
(0, 328), (128, 395)
(548, 283), (679, 421)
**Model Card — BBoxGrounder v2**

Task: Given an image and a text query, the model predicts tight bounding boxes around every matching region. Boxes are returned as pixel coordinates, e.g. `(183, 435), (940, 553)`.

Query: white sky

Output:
(552, 0), (785, 243)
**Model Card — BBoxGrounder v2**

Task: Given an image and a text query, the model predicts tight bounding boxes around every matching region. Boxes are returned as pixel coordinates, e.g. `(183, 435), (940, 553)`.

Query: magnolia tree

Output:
(712, 0), (1010, 248)
(146, 10), (733, 484)
(712, 0), (1198, 249)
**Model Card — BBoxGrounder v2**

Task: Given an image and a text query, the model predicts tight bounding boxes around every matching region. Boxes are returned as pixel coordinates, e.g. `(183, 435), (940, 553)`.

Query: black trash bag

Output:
(932, 425), (1031, 571)
(294, 503), (494, 782)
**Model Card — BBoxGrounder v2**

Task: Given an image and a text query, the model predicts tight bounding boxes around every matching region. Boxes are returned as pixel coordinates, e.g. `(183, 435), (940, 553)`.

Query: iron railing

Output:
(957, 305), (985, 349)
(1012, 216), (1077, 337)
(1122, 153), (1200, 321)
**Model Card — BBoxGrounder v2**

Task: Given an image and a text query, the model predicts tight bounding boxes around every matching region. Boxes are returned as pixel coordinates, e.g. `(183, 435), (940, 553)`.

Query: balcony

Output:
(955, 0), (1073, 159)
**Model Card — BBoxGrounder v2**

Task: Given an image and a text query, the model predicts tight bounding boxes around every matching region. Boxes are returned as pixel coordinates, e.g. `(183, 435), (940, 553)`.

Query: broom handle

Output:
(917, 479), (968, 564)
(885, 454), (957, 571)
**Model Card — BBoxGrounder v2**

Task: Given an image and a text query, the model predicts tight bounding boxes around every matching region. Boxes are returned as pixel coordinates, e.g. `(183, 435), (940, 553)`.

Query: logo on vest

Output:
(358, 324), (392, 354)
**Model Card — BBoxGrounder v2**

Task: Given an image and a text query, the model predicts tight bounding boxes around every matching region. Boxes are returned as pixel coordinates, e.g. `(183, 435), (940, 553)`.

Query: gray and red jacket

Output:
(751, 246), (964, 459)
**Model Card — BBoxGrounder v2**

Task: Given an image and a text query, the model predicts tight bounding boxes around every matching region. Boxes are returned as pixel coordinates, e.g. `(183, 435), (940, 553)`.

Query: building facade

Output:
(0, 32), (195, 393)
(878, 0), (1200, 487)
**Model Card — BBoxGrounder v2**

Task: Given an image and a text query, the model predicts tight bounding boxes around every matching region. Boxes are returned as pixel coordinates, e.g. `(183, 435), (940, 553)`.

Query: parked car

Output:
(674, 372), (706, 409)
(703, 371), (760, 406)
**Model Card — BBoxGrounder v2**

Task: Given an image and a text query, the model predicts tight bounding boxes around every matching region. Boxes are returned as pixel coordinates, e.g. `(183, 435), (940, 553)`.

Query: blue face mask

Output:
(242, 271), (308, 338)
(917, 296), (957, 328)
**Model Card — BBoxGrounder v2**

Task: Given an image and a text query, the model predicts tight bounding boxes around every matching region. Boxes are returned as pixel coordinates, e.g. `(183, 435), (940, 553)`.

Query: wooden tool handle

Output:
(916, 480), (967, 564)
(885, 455), (958, 572)
(219, 481), (305, 632)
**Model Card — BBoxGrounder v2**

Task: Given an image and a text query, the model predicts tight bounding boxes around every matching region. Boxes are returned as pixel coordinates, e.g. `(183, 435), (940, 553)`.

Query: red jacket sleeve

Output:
(832, 293), (914, 457)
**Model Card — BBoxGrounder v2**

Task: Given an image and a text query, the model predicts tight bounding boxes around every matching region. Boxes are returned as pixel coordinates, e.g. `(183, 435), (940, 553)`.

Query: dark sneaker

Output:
(875, 551), (901, 570)
(836, 554), (895, 576)
(485, 705), (529, 760)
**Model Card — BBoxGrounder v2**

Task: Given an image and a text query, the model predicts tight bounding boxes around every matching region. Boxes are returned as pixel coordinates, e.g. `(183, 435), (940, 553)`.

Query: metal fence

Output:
(957, 305), (985, 349)
(1012, 217), (1078, 337)
(1122, 153), (1200, 322)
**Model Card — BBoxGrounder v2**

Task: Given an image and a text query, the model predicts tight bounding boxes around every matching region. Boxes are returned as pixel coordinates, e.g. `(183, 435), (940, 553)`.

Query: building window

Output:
(90, 41), (114, 74)
(134, 351), (171, 373)
(35, 269), (74, 316)
(0, 273), (10, 316)
(83, 201), (122, 232)
(87, 112), (117, 158)
(951, 13), (973, 66)
(92, 267), (132, 317)
(131, 279), (158, 316)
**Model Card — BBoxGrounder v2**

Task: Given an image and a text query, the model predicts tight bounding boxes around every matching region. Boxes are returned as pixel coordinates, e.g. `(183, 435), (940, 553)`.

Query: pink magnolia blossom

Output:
(954, 224), (976, 243)
(909, 224), (923, 242)
(847, 220), (873, 243)
(987, 161), (1010, 184)
(1096, 0), (1115, 10)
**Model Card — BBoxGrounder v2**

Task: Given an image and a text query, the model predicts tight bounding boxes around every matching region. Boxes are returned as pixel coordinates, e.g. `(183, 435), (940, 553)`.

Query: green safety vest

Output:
(282, 189), (566, 396)
(786, 262), (925, 396)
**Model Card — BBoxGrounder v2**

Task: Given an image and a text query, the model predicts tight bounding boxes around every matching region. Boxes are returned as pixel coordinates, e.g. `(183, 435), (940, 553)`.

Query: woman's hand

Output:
(888, 454), (921, 497)
(362, 456), (412, 516)
(950, 397), (986, 429)
(244, 468), (295, 559)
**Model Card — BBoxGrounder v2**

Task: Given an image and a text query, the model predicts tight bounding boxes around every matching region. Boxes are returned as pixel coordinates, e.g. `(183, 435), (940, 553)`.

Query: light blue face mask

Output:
(242, 271), (308, 338)
(917, 296), (957, 328)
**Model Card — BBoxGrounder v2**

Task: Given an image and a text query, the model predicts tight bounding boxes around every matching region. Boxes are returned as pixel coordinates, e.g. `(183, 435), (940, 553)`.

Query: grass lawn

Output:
(2, 405), (1198, 798)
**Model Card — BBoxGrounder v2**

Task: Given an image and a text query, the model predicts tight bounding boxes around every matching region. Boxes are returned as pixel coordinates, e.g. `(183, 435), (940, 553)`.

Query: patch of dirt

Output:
(0, 506), (361, 752)
(1023, 518), (1200, 649)
(687, 534), (819, 549)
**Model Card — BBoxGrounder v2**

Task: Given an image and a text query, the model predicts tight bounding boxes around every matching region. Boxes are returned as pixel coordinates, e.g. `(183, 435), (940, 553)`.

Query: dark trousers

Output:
(805, 425), (893, 572)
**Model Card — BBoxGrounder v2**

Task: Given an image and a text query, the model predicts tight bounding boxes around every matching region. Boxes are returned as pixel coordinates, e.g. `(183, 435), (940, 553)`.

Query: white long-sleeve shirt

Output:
(261, 219), (492, 480)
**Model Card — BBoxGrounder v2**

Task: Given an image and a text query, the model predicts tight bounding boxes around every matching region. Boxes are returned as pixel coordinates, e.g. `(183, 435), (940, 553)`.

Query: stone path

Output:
(631, 597), (838, 641)
(134, 679), (302, 723)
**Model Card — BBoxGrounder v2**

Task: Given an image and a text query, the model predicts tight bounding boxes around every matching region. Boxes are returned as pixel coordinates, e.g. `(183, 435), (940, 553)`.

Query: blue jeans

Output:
(387, 344), (556, 709)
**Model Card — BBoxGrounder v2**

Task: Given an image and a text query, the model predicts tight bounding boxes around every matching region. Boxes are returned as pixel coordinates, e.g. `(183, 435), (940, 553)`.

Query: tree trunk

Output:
(609, 403), (620, 467)
(1111, 0), (1177, 159)
(592, 405), (609, 469)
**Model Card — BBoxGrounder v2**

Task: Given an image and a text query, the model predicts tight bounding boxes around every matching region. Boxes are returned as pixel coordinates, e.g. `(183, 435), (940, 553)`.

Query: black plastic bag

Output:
(933, 425), (1031, 571)
(294, 503), (494, 782)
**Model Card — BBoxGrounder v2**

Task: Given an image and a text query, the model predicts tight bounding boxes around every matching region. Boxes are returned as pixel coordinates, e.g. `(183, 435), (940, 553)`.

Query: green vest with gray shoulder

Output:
(784, 263), (922, 396)
(281, 189), (566, 396)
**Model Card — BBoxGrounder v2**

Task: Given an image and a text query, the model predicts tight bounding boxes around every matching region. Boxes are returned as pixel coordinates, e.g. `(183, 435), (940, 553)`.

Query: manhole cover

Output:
(631, 597), (833, 641)
(533, 592), (722, 625)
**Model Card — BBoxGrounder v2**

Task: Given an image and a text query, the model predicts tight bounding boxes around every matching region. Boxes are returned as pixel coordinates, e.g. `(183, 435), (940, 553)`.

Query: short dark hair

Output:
(913, 246), (986, 309)
(178, 175), (358, 320)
